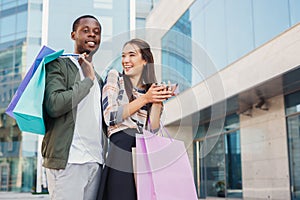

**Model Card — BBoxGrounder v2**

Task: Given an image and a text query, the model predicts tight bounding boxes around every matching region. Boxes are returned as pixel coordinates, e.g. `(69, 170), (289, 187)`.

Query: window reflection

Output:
(285, 91), (300, 199)
(194, 114), (242, 198)
(162, 0), (300, 93)
(252, 0), (290, 46)
(225, 132), (242, 198)
(162, 11), (192, 92)
(205, 137), (225, 197)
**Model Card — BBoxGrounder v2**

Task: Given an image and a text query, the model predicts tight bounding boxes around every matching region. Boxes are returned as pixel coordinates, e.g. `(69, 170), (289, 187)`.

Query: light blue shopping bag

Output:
(13, 49), (64, 134)
(6, 46), (56, 118)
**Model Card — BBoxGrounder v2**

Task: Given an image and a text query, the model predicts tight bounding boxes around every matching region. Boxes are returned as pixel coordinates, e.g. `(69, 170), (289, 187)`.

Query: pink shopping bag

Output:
(135, 129), (198, 200)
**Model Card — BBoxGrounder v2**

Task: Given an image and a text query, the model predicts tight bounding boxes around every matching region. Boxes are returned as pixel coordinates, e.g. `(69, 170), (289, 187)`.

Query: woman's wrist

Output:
(140, 95), (149, 105)
(152, 102), (163, 107)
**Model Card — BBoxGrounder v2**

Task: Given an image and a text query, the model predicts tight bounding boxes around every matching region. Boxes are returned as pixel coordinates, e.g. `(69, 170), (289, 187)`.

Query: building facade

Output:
(0, 0), (43, 192)
(146, 0), (300, 199)
(0, 0), (158, 193)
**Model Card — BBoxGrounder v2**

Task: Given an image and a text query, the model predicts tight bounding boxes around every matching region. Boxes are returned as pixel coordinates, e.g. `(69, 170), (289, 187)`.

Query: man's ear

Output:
(71, 31), (75, 40)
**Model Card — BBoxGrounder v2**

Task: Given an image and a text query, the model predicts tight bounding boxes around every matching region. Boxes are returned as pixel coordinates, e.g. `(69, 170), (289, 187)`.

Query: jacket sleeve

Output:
(102, 69), (124, 127)
(44, 58), (94, 118)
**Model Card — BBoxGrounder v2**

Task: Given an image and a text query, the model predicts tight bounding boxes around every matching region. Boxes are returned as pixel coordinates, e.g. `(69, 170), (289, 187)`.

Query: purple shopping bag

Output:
(135, 129), (198, 200)
(6, 46), (55, 118)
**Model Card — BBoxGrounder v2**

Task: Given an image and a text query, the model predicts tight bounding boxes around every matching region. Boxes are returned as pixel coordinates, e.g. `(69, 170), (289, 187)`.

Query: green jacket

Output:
(42, 57), (107, 169)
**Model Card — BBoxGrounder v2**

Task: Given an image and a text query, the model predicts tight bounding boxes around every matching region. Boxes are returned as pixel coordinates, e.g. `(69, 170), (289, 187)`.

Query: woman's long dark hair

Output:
(122, 39), (157, 102)
(122, 39), (157, 127)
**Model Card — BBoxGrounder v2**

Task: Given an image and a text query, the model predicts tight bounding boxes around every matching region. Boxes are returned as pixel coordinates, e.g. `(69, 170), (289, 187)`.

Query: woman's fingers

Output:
(145, 86), (170, 102)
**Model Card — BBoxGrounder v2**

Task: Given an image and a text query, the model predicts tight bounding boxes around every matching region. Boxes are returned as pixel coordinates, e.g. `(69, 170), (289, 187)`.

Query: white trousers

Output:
(46, 163), (102, 200)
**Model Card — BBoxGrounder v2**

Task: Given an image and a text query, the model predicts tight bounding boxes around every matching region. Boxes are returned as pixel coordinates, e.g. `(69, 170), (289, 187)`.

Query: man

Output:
(42, 15), (106, 200)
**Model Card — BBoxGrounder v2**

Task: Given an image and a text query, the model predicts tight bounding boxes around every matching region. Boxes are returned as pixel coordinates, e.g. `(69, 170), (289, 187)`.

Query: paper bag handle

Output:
(147, 119), (173, 142)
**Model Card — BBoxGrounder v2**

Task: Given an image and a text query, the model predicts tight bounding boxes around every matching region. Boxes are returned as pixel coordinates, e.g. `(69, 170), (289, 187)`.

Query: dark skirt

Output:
(97, 129), (138, 200)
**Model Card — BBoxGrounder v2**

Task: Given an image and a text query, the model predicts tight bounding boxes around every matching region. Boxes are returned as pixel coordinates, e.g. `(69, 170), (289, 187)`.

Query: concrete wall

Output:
(240, 95), (290, 200)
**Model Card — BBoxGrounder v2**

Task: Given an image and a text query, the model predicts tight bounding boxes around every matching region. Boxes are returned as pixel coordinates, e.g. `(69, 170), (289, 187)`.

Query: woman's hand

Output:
(143, 83), (173, 104)
(122, 83), (172, 120)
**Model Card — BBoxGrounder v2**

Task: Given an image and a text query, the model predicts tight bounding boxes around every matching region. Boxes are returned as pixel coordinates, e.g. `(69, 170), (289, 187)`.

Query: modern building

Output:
(145, 0), (300, 199)
(0, 0), (157, 193)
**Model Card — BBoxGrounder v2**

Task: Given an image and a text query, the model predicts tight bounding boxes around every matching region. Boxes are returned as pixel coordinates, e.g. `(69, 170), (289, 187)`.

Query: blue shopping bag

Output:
(6, 46), (56, 118)
(12, 49), (64, 134)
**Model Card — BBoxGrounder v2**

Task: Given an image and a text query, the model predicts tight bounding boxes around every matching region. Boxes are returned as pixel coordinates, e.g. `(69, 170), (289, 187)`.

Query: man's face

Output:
(71, 18), (101, 56)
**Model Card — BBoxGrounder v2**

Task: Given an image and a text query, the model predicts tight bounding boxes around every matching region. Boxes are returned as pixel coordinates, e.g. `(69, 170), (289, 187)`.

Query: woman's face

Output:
(122, 43), (146, 78)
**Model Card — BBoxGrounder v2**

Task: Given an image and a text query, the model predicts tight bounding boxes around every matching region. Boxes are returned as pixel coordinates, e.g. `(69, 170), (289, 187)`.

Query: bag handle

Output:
(147, 118), (173, 142)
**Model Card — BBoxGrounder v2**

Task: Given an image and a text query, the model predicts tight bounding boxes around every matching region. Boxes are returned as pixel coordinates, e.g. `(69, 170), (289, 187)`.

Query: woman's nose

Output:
(122, 55), (130, 62)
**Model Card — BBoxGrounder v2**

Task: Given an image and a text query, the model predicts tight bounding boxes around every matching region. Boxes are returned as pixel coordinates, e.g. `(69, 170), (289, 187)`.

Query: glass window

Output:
(285, 91), (300, 200)
(162, 10), (192, 92)
(252, 0), (290, 47)
(194, 114), (242, 198)
(18, 0), (28, 5)
(16, 11), (27, 34)
(286, 115), (300, 200)
(225, 131), (242, 198)
(225, 0), (254, 64)
(162, 0), (300, 94)
(99, 16), (113, 41)
(136, 18), (146, 29)
(27, 9), (41, 38)
(205, 136), (225, 197)
(0, 15), (16, 39)
(0, 0), (17, 10)
(285, 91), (300, 115)
(290, 0), (300, 26)
(196, 140), (206, 197)
(202, 0), (227, 70)
(93, 0), (113, 9)
(0, 164), (9, 191)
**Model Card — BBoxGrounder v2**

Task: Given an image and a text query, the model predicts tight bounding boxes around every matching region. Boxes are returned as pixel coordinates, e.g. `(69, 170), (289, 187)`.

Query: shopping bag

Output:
(6, 46), (56, 118)
(132, 147), (137, 186)
(135, 129), (198, 200)
(135, 133), (156, 200)
(12, 49), (64, 134)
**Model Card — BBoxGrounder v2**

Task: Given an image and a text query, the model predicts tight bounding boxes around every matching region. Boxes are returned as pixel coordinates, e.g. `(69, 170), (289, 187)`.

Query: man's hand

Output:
(78, 53), (95, 81)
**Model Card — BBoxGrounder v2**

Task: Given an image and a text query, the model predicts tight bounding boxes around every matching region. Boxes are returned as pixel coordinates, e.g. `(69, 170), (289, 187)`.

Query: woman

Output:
(98, 39), (174, 200)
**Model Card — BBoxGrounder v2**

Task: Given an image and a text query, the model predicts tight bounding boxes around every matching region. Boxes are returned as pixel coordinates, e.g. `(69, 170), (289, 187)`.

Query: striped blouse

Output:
(102, 69), (148, 137)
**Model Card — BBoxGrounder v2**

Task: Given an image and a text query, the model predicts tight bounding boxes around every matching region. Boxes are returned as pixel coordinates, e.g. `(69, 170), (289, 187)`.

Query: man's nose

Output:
(89, 30), (96, 37)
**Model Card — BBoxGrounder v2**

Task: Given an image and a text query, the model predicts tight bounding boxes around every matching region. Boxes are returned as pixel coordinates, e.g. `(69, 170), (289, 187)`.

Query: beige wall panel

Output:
(240, 95), (290, 200)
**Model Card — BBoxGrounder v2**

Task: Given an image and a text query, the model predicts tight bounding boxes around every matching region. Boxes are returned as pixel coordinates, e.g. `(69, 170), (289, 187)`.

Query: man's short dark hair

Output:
(72, 15), (101, 32)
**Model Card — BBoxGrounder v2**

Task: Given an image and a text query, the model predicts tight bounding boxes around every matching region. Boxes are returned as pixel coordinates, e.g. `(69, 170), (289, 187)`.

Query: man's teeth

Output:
(87, 41), (95, 46)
